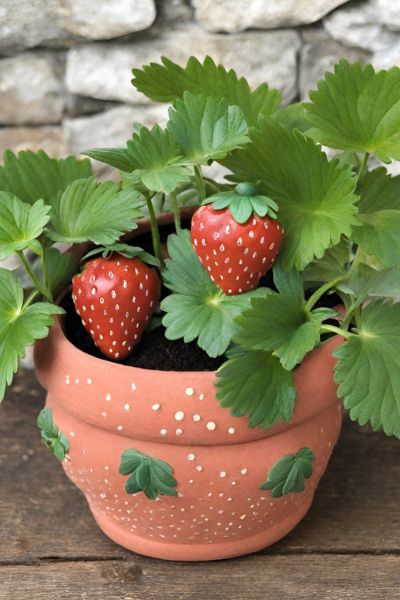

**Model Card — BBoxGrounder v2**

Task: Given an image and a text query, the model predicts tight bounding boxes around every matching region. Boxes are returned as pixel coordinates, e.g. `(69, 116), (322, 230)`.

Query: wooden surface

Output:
(1, 370), (399, 599)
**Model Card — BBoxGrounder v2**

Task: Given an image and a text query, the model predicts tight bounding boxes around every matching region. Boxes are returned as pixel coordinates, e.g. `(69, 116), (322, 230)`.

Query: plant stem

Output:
(304, 275), (346, 312)
(320, 324), (351, 339)
(170, 191), (181, 234)
(23, 290), (40, 309)
(17, 251), (52, 302)
(194, 165), (206, 202)
(41, 246), (53, 301)
(356, 152), (369, 184)
(144, 195), (165, 270)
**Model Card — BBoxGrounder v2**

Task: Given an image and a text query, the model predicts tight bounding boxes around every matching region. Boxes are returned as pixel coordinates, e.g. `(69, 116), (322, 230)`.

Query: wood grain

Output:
(1, 555), (400, 600)
(1, 370), (400, 598)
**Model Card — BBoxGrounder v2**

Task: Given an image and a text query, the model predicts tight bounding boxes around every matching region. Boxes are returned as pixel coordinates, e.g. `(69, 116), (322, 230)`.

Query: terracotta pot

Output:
(34, 212), (342, 561)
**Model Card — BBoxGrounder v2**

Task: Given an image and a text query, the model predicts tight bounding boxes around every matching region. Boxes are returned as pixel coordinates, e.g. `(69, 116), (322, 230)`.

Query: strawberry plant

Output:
(1, 54), (400, 449)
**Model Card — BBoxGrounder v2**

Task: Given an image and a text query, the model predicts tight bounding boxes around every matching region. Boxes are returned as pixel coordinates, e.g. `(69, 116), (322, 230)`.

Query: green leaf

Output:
(224, 122), (358, 270)
(338, 264), (400, 301)
(167, 93), (248, 164)
(272, 261), (304, 302)
(305, 60), (400, 162)
(132, 55), (282, 127)
(119, 448), (177, 500)
(36, 408), (70, 461)
(302, 240), (351, 286)
(260, 448), (314, 498)
(268, 102), (312, 133)
(161, 231), (265, 358)
(234, 294), (335, 371)
(334, 300), (400, 436)
(47, 177), (143, 245)
(35, 247), (77, 292)
(0, 269), (63, 402)
(353, 168), (400, 268)
(85, 125), (191, 193)
(0, 193), (51, 260)
(215, 346), (296, 429)
(0, 149), (92, 205)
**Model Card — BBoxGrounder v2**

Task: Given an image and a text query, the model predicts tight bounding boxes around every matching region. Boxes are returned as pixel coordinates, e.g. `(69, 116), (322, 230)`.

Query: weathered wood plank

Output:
(0, 370), (400, 562)
(1, 554), (400, 600)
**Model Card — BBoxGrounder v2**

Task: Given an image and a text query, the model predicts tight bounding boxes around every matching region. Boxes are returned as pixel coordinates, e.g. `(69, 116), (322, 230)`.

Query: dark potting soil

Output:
(62, 292), (224, 372)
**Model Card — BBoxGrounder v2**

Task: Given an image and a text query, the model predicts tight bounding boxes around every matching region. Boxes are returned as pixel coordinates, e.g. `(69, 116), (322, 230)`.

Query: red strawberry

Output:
(72, 252), (160, 360)
(191, 183), (283, 295)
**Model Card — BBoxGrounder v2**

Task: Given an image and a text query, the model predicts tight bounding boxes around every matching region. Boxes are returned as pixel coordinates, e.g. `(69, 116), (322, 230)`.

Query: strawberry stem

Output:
(16, 250), (53, 302)
(170, 191), (181, 234)
(145, 195), (165, 270)
(194, 165), (206, 201)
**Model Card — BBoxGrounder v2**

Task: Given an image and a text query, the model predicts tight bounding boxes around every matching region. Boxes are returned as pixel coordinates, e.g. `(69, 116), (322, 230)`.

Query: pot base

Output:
(90, 499), (313, 561)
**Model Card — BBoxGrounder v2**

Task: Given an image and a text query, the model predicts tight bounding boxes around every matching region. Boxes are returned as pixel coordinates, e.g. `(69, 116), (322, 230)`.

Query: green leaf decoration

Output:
(132, 55), (282, 127)
(82, 243), (160, 267)
(37, 407), (70, 461)
(260, 448), (314, 498)
(224, 122), (358, 270)
(234, 293), (336, 371)
(47, 177), (143, 245)
(215, 346), (296, 429)
(302, 240), (351, 286)
(86, 125), (191, 194)
(353, 168), (400, 268)
(0, 269), (63, 402)
(338, 264), (400, 302)
(202, 182), (279, 224)
(0, 149), (92, 205)
(305, 60), (400, 162)
(119, 449), (177, 500)
(161, 231), (265, 358)
(334, 300), (400, 436)
(0, 193), (51, 260)
(167, 93), (248, 165)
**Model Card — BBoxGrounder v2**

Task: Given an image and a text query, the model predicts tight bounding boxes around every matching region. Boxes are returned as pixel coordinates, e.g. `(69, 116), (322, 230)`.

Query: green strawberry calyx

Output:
(201, 182), (279, 224)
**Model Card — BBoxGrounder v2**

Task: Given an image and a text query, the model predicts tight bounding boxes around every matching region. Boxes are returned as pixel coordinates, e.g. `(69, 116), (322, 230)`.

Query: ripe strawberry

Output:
(72, 250), (160, 360)
(191, 183), (283, 295)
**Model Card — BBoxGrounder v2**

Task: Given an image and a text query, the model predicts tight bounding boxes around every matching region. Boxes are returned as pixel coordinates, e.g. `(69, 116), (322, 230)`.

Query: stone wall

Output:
(0, 0), (399, 166)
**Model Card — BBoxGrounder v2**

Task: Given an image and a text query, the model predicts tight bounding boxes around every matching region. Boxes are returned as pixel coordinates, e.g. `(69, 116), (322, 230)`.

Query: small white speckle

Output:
(269, 242), (275, 250)
(131, 383), (137, 391)
(228, 427), (236, 434)
(101, 411), (107, 417)
(241, 468), (248, 475)
(175, 411), (185, 421)
(240, 514), (247, 520)
(187, 453), (195, 461)
(117, 425), (123, 431)
(219, 471), (227, 478)
(185, 387), (194, 396)
(206, 421), (216, 431)
(196, 465), (204, 472)
(86, 378), (92, 385)
(160, 428), (168, 436)
(70, 432), (75, 437)
(152, 403), (160, 411)
(237, 237), (243, 246)
(232, 481), (237, 486)
(64, 376), (71, 385)
(91, 287), (96, 296)
(199, 393), (205, 400)
(176, 428), (183, 436)
(249, 231), (255, 238)
(75, 378), (79, 384)
(193, 414), (201, 422)
(105, 393), (112, 401)
(124, 403), (130, 411)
